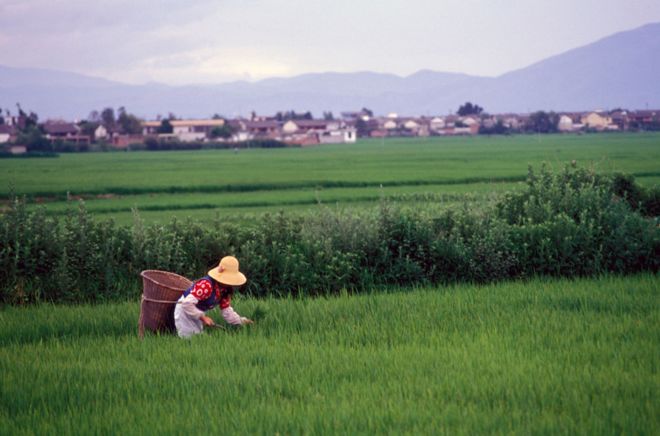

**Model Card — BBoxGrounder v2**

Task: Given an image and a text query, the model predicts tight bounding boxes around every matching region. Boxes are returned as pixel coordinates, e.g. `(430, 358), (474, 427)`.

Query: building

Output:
(8, 145), (27, 154)
(282, 119), (338, 134)
(558, 115), (575, 132)
(42, 122), (90, 145)
(430, 117), (445, 132)
(142, 119), (227, 142)
(94, 125), (110, 141)
(243, 120), (282, 140)
(629, 110), (660, 129)
(282, 119), (356, 144)
(581, 112), (613, 131)
(0, 124), (15, 143)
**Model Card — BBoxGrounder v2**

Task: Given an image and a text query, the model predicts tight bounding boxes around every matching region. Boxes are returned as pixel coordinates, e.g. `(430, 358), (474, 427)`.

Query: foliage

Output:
(133, 138), (289, 152)
(274, 110), (313, 121)
(479, 119), (511, 135)
(156, 119), (173, 134)
(629, 119), (660, 131)
(361, 107), (374, 117)
(51, 139), (90, 153)
(457, 102), (484, 116)
(1, 166), (657, 304)
(355, 118), (371, 137)
(78, 120), (99, 137)
(610, 173), (660, 217)
(16, 125), (51, 152)
(209, 124), (234, 139)
(100, 107), (116, 130)
(15, 103), (39, 131)
(526, 111), (560, 133)
(117, 107), (142, 134)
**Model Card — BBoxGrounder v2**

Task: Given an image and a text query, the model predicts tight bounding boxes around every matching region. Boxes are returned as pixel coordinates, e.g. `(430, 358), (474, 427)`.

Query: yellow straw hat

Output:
(208, 256), (247, 286)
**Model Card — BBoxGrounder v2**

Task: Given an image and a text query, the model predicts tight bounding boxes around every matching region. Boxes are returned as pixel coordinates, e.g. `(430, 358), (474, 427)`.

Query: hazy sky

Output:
(1, 0), (660, 85)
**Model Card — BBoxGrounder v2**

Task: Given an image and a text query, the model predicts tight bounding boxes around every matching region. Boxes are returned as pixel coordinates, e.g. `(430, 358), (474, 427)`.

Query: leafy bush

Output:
(611, 173), (660, 217)
(0, 166), (658, 304)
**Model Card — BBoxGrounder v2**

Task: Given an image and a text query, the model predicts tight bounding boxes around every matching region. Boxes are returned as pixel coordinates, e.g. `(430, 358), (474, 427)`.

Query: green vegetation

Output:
(1, 134), (658, 434)
(1, 275), (657, 434)
(1, 133), (659, 223)
(2, 165), (657, 303)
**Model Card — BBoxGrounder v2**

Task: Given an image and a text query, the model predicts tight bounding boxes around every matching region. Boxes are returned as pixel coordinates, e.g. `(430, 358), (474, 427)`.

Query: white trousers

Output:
(174, 303), (204, 338)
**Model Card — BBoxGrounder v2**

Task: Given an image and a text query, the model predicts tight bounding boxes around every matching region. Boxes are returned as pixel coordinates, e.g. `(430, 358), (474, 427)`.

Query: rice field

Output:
(1, 133), (658, 434)
(2, 133), (659, 224)
(0, 274), (657, 434)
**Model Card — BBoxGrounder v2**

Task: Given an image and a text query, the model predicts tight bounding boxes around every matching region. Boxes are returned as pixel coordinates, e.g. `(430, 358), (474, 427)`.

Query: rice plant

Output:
(0, 275), (657, 434)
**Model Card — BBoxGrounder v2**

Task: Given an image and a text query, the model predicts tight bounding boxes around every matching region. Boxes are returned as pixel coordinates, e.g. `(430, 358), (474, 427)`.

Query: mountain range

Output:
(1, 23), (659, 119)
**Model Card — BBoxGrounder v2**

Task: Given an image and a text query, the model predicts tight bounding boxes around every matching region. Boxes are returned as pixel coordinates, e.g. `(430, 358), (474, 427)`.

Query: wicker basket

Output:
(138, 270), (192, 338)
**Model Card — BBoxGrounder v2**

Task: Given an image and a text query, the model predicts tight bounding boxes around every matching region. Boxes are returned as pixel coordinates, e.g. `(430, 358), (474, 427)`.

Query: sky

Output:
(1, 0), (660, 85)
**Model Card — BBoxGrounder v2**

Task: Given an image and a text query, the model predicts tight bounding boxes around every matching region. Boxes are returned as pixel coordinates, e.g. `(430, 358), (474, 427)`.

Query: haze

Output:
(1, 0), (660, 85)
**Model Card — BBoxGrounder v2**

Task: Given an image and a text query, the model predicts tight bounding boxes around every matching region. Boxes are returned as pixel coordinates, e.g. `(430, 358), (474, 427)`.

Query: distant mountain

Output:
(0, 64), (120, 88)
(1, 23), (659, 119)
(476, 22), (660, 112)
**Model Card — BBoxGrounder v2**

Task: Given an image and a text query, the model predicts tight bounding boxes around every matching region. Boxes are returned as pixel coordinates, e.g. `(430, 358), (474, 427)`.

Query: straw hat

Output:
(208, 256), (247, 286)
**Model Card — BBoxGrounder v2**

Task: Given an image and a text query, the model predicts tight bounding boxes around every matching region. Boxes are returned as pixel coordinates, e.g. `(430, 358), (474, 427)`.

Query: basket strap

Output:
(141, 295), (180, 304)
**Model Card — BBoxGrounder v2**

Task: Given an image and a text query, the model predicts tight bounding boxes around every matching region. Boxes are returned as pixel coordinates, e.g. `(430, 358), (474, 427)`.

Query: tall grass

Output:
(0, 275), (657, 434)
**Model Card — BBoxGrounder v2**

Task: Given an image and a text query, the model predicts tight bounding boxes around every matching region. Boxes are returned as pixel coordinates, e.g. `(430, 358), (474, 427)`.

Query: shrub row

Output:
(128, 138), (291, 151)
(1, 166), (658, 304)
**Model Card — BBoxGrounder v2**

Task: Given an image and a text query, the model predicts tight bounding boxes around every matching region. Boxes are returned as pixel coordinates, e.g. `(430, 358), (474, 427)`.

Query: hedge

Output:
(1, 166), (658, 304)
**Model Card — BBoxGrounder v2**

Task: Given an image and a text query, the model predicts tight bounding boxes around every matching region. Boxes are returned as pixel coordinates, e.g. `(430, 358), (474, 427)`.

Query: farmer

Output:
(174, 256), (253, 338)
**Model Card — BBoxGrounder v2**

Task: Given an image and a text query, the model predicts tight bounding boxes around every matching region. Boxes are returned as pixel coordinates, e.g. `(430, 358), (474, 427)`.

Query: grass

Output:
(3, 134), (660, 197)
(1, 274), (657, 434)
(24, 181), (515, 225)
(2, 133), (659, 224)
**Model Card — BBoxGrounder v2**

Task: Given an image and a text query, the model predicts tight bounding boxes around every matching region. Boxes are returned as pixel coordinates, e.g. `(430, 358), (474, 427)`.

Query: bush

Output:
(0, 166), (658, 304)
(131, 138), (291, 152)
(611, 173), (660, 217)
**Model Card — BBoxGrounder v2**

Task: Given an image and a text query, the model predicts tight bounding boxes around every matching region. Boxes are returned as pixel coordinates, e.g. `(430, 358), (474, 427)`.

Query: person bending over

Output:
(174, 256), (253, 338)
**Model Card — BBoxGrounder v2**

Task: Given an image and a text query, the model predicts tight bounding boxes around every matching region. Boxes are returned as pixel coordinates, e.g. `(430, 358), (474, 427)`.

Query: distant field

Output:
(2, 133), (658, 223)
(1, 275), (657, 434)
(25, 182), (515, 225)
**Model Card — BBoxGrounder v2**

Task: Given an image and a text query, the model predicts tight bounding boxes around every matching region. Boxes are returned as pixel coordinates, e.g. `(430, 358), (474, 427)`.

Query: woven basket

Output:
(138, 270), (192, 338)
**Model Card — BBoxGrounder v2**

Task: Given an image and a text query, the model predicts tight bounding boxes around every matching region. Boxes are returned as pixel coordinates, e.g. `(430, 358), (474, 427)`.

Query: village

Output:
(1, 105), (659, 154)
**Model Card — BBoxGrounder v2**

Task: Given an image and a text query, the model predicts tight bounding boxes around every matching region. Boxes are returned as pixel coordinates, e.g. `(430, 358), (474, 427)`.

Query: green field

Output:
(2, 134), (659, 434)
(2, 133), (659, 224)
(1, 275), (657, 434)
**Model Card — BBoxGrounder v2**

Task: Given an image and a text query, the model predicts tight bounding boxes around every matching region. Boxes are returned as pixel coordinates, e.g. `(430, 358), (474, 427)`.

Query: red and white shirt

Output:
(189, 279), (232, 309)
(179, 278), (247, 325)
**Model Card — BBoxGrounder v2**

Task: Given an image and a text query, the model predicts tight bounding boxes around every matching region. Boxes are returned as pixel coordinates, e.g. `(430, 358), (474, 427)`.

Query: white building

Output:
(0, 125), (12, 143)
(430, 117), (445, 131)
(94, 125), (109, 141)
(142, 119), (227, 142)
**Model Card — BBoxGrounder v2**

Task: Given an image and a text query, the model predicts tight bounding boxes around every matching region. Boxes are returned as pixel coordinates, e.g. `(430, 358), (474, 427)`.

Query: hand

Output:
(242, 318), (254, 325)
(200, 315), (215, 327)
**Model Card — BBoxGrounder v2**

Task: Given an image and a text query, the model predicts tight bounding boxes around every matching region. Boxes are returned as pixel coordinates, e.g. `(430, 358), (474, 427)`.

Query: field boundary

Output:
(2, 175), (529, 200)
(30, 192), (492, 216)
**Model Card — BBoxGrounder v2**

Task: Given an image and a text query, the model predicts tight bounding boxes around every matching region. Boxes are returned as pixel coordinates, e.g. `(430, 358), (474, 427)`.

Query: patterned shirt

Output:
(189, 278), (232, 310)
(177, 277), (246, 326)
